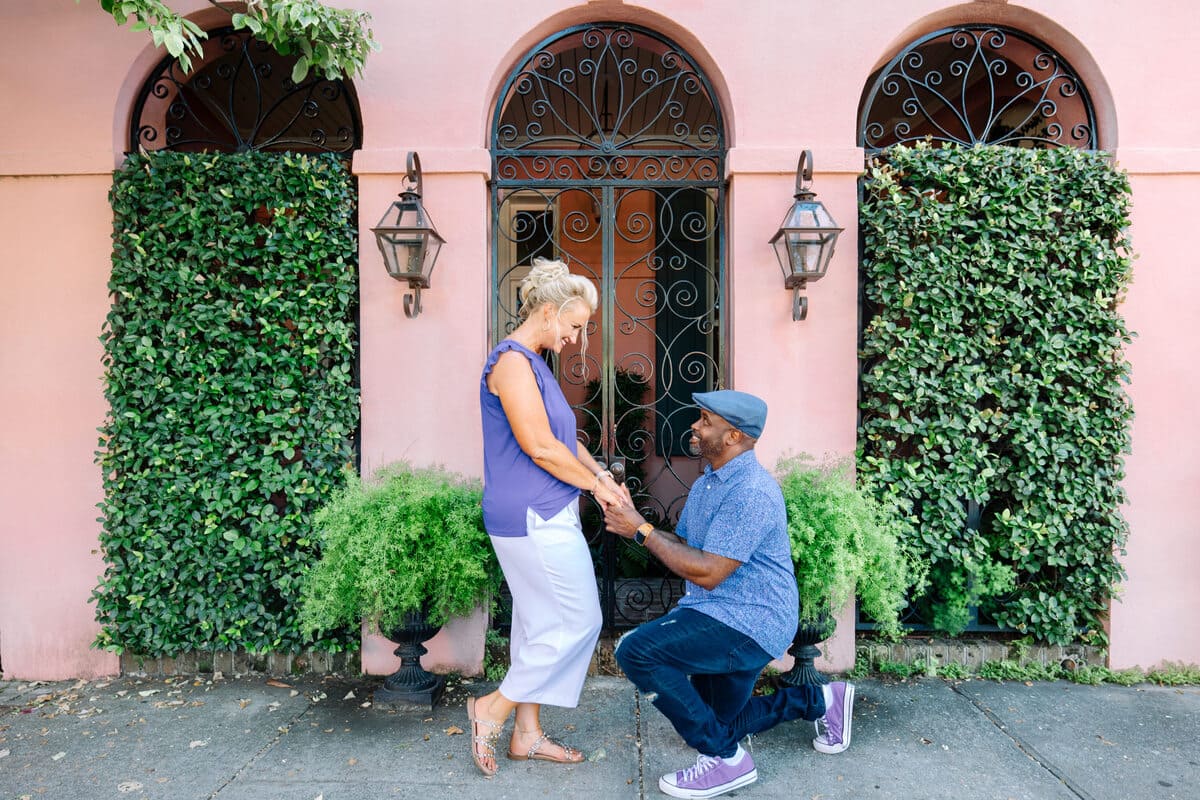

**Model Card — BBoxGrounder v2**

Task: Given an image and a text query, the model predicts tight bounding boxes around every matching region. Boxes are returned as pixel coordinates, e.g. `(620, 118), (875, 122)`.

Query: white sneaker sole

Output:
(812, 682), (855, 754)
(658, 768), (758, 798)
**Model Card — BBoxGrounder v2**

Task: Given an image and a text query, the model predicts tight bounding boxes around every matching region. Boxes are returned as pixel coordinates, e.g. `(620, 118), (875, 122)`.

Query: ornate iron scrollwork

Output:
(859, 26), (1097, 150)
(129, 27), (361, 154)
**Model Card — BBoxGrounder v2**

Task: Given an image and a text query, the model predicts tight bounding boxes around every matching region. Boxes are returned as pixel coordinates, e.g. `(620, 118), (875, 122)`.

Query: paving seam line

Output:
(949, 683), (1097, 800)
(206, 701), (314, 799)
(634, 688), (647, 799)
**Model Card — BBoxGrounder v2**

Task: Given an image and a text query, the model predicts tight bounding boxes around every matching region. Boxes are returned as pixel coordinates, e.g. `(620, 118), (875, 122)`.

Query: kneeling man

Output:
(605, 390), (855, 799)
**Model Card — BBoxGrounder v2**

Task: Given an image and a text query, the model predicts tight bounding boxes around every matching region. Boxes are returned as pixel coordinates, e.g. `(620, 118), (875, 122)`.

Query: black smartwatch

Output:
(634, 522), (654, 546)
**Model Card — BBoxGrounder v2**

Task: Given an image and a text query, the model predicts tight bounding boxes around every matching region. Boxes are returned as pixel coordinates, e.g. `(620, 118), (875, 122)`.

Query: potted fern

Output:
(776, 455), (918, 683)
(297, 462), (503, 706)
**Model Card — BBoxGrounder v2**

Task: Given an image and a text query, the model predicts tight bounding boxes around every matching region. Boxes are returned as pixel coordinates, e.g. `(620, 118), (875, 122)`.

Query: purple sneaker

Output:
(813, 681), (855, 754)
(658, 747), (757, 799)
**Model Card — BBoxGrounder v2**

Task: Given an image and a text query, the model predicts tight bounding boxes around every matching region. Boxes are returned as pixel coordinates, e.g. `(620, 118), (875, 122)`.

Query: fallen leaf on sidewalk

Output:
(347, 757), (358, 766)
(266, 680), (293, 689)
(360, 702), (371, 708)
(52, 752), (66, 761)
(117, 781), (143, 793)
(137, 690), (159, 698)
(445, 725), (464, 736)
(588, 747), (606, 762)
(189, 740), (208, 749)
(919, 737), (934, 745)
(237, 699), (252, 709)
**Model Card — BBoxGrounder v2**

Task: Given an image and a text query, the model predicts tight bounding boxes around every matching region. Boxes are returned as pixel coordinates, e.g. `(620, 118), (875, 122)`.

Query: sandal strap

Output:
(469, 708), (504, 759)
(524, 733), (549, 759)
(525, 732), (579, 760)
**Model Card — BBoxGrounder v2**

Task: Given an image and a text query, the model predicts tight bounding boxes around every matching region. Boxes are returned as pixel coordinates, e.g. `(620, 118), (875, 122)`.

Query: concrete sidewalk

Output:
(2, 673), (1197, 800)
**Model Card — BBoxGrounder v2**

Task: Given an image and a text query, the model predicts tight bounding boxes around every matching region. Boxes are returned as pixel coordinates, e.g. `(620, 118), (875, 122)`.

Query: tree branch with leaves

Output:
(87, 0), (377, 81)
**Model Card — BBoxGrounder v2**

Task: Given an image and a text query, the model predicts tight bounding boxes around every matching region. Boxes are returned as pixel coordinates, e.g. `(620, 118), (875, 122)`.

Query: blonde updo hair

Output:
(519, 256), (598, 357)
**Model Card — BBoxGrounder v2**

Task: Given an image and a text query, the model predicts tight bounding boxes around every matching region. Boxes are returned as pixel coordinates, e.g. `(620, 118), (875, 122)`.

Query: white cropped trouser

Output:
(490, 501), (603, 708)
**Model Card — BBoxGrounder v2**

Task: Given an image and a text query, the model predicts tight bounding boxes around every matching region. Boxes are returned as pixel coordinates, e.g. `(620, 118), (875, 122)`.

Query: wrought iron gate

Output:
(489, 24), (727, 631)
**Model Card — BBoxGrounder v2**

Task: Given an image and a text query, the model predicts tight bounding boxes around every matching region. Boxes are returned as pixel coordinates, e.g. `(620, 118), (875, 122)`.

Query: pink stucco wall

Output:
(2, 1), (1198, 679)
(1107, 169), (1200, 669)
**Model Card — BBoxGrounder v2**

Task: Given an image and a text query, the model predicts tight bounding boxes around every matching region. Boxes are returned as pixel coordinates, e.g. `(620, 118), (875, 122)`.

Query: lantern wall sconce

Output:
(769, 150), (844, 321)
(371, 152), (445, 318)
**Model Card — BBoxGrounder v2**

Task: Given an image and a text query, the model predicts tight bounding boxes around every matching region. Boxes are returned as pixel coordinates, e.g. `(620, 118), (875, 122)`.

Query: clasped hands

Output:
(592, 477), (646, 540)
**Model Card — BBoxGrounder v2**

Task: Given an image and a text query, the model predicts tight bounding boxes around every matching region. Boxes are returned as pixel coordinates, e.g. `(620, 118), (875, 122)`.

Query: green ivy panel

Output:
(858, 143), (1134, 646)
(95, 151), (360, 655)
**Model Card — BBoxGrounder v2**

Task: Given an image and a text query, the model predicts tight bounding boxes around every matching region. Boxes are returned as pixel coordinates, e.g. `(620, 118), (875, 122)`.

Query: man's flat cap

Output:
(693, 390), (768, 438)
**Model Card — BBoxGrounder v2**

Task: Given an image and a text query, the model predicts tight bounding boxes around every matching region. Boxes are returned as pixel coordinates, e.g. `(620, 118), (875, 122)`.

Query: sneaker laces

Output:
(814, 716), (830, 740)
(680, 754), (721, 782)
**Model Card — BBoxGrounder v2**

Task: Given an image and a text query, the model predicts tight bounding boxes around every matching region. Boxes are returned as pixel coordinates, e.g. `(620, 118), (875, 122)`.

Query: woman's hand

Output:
(591, 471), (623, 509)
(603, 484), (644, 538)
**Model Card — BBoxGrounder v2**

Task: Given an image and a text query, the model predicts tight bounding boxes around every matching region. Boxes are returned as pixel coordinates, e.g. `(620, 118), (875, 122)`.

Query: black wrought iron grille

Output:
(129, 27), (361, 154)
(858, 26), (1097, 151)
(490, 24), (727, 632)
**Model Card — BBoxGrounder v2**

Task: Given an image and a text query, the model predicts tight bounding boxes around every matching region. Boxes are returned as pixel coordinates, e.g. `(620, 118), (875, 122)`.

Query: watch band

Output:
(634, 522), (654, 546)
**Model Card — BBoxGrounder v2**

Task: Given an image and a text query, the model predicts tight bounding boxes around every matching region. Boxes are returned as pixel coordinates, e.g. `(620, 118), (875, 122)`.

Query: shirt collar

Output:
(701, 449), (758, 482)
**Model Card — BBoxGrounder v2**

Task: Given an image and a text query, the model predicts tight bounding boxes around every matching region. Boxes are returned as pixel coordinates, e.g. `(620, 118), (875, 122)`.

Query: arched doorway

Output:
(489, 23), (727, 630)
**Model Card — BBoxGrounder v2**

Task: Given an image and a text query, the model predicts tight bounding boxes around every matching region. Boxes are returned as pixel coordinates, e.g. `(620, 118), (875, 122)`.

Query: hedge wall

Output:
(858, 143), (1134, 646)
(94, 151), (359, 654)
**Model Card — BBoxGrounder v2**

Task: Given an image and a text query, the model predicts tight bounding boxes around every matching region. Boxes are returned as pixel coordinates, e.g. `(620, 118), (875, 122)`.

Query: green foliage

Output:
(877, 659), (923, 679)
(1147, 662), (1200, 686)
(776, 456), (920, 639)
(860, 657), (1200, 686)
(934, 661), (972, 680)
(483, 629), (510, 682)
(87, 0), (378, 80)
(858, 143), (1134, 645)
(296, 463), (503, 636)
(94, 150), (359, 655)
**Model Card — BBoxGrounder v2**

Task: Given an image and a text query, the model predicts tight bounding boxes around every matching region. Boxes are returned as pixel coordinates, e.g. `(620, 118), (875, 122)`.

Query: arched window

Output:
(859, 26), (1097, 151)
(129, 27), (361, 154)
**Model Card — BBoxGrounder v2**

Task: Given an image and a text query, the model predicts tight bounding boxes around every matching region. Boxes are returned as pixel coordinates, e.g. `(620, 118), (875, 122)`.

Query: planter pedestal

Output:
(781, 615), (833, 687)
(374, 613), (444, 709)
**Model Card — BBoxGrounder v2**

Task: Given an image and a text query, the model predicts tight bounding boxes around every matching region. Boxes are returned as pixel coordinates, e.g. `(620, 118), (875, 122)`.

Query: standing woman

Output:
(468, 258), (621, 776)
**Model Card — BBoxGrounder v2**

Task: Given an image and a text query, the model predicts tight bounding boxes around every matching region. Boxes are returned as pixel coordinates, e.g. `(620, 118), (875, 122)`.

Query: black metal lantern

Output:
(371, 152), (445, 318)
(769, 151), (843, 321)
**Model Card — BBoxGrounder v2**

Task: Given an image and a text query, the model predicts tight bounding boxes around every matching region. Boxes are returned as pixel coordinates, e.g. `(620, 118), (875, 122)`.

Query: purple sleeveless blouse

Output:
(480, 340), (581, 537)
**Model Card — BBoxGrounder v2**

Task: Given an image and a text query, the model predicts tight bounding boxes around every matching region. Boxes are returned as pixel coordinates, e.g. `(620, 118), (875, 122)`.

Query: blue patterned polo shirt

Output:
(676, 449), (799, 658)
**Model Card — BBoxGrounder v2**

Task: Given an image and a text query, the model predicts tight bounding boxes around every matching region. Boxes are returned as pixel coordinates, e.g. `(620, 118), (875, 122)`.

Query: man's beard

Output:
(689, 434), (722, 460)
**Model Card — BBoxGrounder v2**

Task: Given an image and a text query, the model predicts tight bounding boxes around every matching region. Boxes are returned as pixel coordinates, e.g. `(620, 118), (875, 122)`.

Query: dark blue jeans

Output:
(615, 607), (825, 758)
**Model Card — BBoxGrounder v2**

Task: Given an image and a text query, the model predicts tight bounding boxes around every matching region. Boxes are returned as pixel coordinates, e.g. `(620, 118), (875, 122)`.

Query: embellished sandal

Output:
(466, 696), (504, 777)
(507, 729), (585, 763)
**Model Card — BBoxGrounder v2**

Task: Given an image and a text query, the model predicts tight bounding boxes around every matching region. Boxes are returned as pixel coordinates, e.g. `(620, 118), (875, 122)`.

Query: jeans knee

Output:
(615, 627), (654, 674)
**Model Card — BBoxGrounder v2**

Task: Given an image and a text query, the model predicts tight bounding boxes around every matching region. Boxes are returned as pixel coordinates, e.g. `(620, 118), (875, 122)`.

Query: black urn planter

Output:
(374, 608), (445, 709)
(781, 611), (835, 687)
